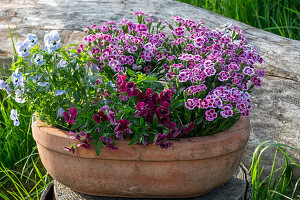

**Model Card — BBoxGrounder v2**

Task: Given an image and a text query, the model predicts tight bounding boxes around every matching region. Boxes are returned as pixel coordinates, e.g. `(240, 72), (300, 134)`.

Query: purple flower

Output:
(185, 98), (199, 110)
(218, 71), (231, 81)
(243, 67), (255, 76)
(204, 66), (216, 76)
(107, 110), (116, 125)
(63, 107), (77, 125)
(64, 147), (75, 154)
(232, 78), (241, 86)
(229, 63), (240, 71)
(183, 122), (194, 134)
(186, 84), (207, 95)
(99, 105), (110, 112)
(99, 136), (113, 144)
(105, 145), (118, 151)
(133, 11), (149, 16)
(153, 133), (173, 149)
(119, 94), (129, 101)
(178, 69), (191, 82)
(168, 122), (182, 139)
(135, 102), (146, 117)
(193, 36), (206, 47)
(172, 27), (185, 36)
(136, 24), (148, 32)
(116, 75), (126, 92)
(93, 111), (108, 124)
(125, 82), (139, 97)
(114, 119), (132, 139)
(76, 140), (91, 150)
(205, 109), (218, 121)
(159, 89), (172, 103)
(220, 104), (233, 118)
(250, 77), (262, 87)
(255, 69), (265, 78)
(155, 106), (169, 118)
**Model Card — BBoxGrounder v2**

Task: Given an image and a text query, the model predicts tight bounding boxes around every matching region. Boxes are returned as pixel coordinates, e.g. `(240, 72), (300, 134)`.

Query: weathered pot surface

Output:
(32, 117), (250, 198)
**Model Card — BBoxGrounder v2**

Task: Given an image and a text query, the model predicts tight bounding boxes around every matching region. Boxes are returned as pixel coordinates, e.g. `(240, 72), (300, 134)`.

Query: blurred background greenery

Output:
(177, 0), (300, 40)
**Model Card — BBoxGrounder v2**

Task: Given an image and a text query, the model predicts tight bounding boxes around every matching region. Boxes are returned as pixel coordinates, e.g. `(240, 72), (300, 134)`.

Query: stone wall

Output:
(0, 0), (299, 175)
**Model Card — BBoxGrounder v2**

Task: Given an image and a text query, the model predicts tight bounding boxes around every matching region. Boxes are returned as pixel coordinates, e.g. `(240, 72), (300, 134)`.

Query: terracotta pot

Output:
(32, 117), (250, 198)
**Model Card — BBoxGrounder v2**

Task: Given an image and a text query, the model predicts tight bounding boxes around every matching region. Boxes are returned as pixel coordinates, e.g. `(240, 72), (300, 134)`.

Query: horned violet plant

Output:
(1, 11), (264, 154)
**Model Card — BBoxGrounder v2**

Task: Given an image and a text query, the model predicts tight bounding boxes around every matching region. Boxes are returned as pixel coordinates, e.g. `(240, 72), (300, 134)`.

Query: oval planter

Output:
(32, 117), (250, 198)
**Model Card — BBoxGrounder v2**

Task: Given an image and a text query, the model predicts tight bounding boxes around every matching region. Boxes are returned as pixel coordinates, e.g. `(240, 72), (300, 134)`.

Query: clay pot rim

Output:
(32, 116), (250, 161)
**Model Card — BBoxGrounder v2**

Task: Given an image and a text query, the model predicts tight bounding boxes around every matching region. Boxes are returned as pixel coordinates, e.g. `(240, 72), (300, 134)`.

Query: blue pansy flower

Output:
(15, 88), (25, 103)
(57, 59), (68, 68)
(57, 107), (65, 118)
(0, 80), (7, 89)
(11, 71), (24, 87)
(16, 41), (30, 57)
(28, 74), (42, 83)
(44, 31), (61, 52)
(55, 90), (66, 96)
(37, 82), (50, 87)
(0, 80), (12, 94)
(33, 54), (45, 65)
(10, 109), (20, 126)
(25, 33), (38, 47)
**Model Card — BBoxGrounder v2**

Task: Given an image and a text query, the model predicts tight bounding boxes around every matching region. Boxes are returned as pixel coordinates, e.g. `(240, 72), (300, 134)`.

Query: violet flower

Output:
(10, 109), (20, 126)
(25, 33), (38, 47)
(16, 41), (30, 57)
(93, 111), (108, 124)
(63, 107), (77, 125)
(114, 119), (132, 139)
(107, 110), (116, 125)
(125, 82), (139, 97)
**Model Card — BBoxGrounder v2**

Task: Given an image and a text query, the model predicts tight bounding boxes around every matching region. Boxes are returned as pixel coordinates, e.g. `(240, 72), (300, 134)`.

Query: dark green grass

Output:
(177, 0), (300, 40)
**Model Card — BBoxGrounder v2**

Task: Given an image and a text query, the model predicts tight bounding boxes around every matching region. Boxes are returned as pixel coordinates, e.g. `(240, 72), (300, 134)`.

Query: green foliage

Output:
(177, 0), (300, 40)
(0, 154), (50, 200)
(250, 140), (300, 199)
(0, 90), (35, 169)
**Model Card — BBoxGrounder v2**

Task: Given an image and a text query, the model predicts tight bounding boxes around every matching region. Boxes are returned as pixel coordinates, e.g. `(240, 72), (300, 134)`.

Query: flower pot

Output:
(32, 117), (250, 198)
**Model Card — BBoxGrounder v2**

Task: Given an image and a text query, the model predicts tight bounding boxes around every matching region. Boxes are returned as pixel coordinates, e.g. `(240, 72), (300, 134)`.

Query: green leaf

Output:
(127, 69), (135, 77)
(106, 83), (115, 95)
(144, 76), (158, 83)
(168, 24), (174, 30)
(74, 90), (80, 103)
(139, 117), (144, 126)
(70, 49), (78, 54)
(95, 141), (101, 156)
(128, 134), (138, 145)
(133, 119), (139, 126)
(153, 114), (158, 127)
(179, 87), (186, 94)
(71, 121), (83, 130)
(174, 100), (184, 108)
